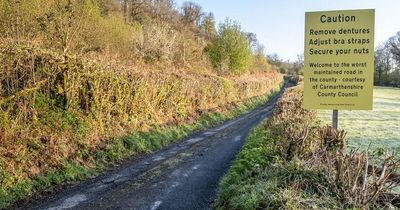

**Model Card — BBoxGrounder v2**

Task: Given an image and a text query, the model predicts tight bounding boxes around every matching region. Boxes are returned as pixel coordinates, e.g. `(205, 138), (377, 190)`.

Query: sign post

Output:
(304, 9), (375, 129)
(332, 110), (338, 129)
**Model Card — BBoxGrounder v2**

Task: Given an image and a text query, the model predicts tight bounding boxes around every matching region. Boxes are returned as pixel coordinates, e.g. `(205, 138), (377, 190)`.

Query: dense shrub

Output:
(216, 84), (400, 210)
(205, 19), (252, 75)
(134, 23), (176, 63)
(0, 44), (283, 208)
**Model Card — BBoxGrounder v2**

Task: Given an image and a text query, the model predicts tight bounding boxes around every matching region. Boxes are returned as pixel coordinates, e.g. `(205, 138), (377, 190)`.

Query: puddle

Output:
(234, 135), (241, 142)
(150, 201), (162, 210)
(186, 137), (204, 144)
(46, 194), (87, 210)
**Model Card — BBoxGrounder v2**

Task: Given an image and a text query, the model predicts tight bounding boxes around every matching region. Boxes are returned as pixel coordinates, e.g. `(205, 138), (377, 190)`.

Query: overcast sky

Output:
(175, 0), (400, 61)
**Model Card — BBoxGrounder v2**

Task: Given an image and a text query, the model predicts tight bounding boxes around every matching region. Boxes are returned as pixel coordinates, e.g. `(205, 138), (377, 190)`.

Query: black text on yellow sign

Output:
(304, 9), (375, 110)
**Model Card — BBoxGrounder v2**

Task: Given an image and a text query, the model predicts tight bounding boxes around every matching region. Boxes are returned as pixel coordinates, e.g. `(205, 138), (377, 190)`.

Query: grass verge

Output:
(0, 84), (283, 209)
(215, 124), (340, 210)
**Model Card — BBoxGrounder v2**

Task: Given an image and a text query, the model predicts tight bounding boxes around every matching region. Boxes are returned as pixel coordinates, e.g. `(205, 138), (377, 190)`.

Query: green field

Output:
(318, 86), (400, 156)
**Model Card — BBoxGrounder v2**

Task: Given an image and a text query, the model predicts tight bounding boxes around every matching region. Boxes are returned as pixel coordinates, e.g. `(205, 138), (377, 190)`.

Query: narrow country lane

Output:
(20, 85), (287, 210)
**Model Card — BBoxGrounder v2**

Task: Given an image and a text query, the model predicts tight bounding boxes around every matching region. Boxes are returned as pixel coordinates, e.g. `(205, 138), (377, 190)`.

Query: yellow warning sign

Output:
(304, 9), (375, 110)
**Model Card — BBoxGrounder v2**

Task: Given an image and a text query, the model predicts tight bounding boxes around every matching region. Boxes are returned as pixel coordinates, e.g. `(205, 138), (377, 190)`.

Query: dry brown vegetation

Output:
(269, 83), (400, 209)
(0, 44), (281, 179)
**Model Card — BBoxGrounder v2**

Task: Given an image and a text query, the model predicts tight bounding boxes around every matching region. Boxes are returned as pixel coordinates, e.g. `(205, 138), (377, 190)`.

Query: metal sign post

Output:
(332, 110), (338, 129)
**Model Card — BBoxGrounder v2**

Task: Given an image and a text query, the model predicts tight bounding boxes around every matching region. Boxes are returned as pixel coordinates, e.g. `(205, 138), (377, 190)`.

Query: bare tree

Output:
(122, 0), (149, 23)
(149, 0), (176, 23)
(375, 43), (393, 84)
(181, 1), (202, 25)
(245, 32), (258, 53)
(267, 53), (282, 66)
(389, 32), (400, 64)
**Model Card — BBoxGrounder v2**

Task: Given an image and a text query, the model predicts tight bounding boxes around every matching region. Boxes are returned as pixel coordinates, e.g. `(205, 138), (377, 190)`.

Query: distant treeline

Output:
(374, 31), (400, 87)
(265, 31), (400, 87)
(266, 53), (304, 76)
